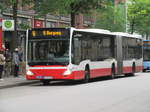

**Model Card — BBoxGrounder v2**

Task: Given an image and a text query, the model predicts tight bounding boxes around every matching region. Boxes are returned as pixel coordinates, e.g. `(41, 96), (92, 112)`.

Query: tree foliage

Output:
(0, 0), (34, 51)
(128, 0), (150, 37)
(37, 0), (108, 14)
(36, 0), (109, 27)
(94, 2), (126, 32)
(0, 0), (34, 12)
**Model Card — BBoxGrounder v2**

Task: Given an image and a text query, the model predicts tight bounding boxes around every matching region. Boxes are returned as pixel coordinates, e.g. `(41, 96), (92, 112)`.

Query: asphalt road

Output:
(0, 72), (150, 112)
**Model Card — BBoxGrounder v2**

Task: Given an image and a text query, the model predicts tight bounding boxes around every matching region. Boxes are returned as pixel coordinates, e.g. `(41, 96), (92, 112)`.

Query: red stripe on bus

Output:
(123, 66), (143, 73)
(90, 68), (112, 78)
(136, 66), (143, 72)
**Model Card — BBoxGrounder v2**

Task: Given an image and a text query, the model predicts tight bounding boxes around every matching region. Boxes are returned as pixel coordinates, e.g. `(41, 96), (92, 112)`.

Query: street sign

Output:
(2, 20), (14, 31)
(34, 19), (43, 28)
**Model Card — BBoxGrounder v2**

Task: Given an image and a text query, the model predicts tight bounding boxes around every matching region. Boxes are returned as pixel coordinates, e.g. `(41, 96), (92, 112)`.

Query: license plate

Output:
(43, 76), (53, 79)
(36, 76), (42, 79)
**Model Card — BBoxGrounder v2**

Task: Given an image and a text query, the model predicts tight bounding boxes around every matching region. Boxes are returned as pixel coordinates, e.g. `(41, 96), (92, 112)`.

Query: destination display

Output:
(29, 28), (70, 39)
(144, 41), (150, 49)
(144, 41), (150, 45)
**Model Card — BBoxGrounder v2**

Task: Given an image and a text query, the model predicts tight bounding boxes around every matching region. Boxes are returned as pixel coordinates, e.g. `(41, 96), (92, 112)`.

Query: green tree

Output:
(128, 0), (150, 38)
(36, 0), (109, 27)
(94, 2), (126, 32)
(0, 0), (34, 51)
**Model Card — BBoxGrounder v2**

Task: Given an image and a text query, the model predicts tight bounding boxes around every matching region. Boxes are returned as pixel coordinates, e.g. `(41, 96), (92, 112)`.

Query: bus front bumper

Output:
(26, 69), (84, 80)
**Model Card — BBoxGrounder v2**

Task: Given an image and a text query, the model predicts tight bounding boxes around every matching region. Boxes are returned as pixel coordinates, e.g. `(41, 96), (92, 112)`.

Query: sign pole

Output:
(0, 18), (2, 50)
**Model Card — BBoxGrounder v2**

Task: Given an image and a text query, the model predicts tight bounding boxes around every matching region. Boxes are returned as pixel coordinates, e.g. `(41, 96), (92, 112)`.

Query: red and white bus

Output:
(26, 28), (143, 84)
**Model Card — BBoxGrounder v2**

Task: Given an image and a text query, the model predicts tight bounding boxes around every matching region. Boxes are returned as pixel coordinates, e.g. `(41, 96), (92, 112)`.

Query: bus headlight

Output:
(27, 70), (34, 76)
(63, 69), (72, 75)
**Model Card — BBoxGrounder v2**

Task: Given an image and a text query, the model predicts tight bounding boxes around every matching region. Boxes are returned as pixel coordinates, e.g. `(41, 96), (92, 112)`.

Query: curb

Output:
(0, 80), (40, 89)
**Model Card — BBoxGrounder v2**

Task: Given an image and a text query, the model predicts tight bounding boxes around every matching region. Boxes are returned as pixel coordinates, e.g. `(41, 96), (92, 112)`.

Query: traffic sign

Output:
(2, 20), (14, 31)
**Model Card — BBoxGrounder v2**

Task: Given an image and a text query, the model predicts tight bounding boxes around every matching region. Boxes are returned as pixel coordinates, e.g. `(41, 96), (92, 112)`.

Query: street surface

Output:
(0, 72), (150, 112)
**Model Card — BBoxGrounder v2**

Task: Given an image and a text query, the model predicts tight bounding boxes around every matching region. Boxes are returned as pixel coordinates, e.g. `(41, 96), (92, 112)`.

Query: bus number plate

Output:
(43, 76), (53, 79)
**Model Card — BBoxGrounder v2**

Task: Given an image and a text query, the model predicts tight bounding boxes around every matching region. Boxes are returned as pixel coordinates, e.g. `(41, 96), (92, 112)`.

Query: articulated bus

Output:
(26, 28), (143, 85)
(143, 40), (150, 72)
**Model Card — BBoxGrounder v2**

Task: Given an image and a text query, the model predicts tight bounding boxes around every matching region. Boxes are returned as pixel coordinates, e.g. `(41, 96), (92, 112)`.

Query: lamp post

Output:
(125, 0), (128, 32)
(12, 0), (18, 52)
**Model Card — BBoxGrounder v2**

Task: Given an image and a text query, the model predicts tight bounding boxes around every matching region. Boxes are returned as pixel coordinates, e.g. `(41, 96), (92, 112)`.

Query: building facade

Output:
(1, 2), (94, 52)
(115, 0), (126, 5)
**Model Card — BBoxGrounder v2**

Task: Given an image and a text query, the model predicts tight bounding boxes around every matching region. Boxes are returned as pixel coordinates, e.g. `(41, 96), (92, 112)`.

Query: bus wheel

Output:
(41, 80), (50, 85)
(83, 67), (90, 83)
(126, 64), (135, 76)
(130, 63), (136, 76)
(111, 65), (115, 79)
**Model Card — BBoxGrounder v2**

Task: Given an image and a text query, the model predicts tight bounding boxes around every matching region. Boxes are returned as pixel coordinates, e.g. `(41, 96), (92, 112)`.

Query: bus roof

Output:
(112, 32), (142, 39)
(72, 28), (142, 39)
(72, 28), (112, 35)
(143, 40), (150, 41)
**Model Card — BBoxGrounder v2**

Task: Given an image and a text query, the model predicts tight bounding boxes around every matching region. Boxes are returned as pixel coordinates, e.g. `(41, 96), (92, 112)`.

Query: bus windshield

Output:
(28, 39), (69, 65)
(143, 45), (150, 61)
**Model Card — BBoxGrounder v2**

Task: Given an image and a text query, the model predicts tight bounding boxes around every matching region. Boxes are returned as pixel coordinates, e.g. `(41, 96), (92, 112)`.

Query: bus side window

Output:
(136, 39), (142, 59)
(97, 39), (104, 61)
(102, 37), (112, 59)
(73, 38), (82, 65)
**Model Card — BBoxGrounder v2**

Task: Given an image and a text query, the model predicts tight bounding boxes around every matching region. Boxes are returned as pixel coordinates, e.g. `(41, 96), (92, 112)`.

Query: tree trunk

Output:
(44, 14), (47, 28)
(12, 0), (18, 52)
(131, 19), (135, 34)
(146, 33), (149, 40)
(71, 12), (75, 27)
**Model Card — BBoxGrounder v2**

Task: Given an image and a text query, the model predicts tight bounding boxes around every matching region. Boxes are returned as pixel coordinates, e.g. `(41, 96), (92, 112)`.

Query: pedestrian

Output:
(4, 49), (12, 77)
(12, 48), (20, 77)
(0, 50), (5, 80)
(5, 49), (11, 60)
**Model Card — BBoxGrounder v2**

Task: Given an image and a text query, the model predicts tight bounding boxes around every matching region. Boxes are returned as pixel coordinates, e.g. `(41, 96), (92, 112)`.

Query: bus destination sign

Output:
(29, 28), (69, 39)
(144, 41), (150, 46)
(32, 30), (62, 37)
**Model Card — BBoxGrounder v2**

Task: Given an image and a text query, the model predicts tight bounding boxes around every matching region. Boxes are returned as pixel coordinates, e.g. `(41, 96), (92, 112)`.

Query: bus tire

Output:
(111, 64), (115, 79)
(126, 63), (135, 76)
(83, 66), (90, 83)
(41, 80), (50, 85)
(131, 63), (136, 76)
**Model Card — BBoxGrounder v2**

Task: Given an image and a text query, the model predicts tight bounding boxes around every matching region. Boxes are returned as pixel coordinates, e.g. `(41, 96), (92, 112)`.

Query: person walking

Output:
(12, 48), (20, 77)
(4, 49), (12, 77)
(0, 50), (5, 80)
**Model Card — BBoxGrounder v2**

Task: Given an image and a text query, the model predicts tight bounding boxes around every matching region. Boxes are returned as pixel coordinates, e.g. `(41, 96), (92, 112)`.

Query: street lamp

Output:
(125, 0), (128, 32)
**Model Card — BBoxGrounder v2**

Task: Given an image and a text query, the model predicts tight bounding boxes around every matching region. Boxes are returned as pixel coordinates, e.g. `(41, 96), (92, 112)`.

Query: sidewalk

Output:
(0, 76), (39, 89)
